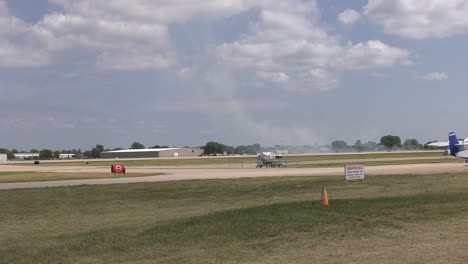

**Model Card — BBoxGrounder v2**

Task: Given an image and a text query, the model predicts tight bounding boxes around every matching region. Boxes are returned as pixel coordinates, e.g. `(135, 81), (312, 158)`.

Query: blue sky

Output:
(1, 0), (468, 150)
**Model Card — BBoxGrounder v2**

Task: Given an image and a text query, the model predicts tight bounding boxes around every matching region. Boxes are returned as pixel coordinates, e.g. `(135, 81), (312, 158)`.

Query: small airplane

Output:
(428, 132), (468, 162)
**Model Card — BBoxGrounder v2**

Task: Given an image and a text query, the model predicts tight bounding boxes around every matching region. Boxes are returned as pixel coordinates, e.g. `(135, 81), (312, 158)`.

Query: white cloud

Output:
(365, 0), (468, 39)
(0, 0), (412, 76)
(96, 50), (176, 71)
(338, 9), (361, 25)
(31, 14), (170, 51)
(0, 41), (49, 68)
(0, 0), (268, 70)
(28, 10), (173, 70)
(256, 71), (290, 83)
(0, 0), (411, 87)
(177, 67), (194, 79)
(419, 72), (448, 80)
(339, 40), (411, 70)
(49, 0), (262, 24)
(0, 1), (48, 68)
(0, 1), (27, 35)
(156, 99), (289, 113)
(217, 1), (411, 91)
(308, 68), (339, 90)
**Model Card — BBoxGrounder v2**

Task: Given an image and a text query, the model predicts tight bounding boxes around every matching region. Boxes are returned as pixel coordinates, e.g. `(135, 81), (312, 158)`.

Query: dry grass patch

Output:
(0, 171), (163, 183)
(1, 172), (467, 263)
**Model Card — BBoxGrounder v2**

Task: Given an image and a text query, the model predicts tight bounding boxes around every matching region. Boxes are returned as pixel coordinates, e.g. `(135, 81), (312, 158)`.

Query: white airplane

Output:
(428, 132), (468, 162)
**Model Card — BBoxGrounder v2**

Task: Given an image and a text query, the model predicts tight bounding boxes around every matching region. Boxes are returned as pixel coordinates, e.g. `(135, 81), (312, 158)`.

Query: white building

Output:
(100, 148), (204, 159)
(59, 153), (76, 159)
(0, 153), (7, 162)
(13, 153), (40, 160)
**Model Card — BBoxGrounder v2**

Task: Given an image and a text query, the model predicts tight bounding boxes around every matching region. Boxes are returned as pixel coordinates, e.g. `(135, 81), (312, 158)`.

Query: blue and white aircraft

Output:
(429, 132), (468, 162)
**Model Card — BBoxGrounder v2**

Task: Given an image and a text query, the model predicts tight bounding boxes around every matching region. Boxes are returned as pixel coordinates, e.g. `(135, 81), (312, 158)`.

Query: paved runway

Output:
(0, 162), (466, 190)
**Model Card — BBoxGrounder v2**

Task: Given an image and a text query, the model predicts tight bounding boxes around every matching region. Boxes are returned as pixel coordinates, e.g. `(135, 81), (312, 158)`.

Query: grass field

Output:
(9, 151), (446, 167)
(0, 172), (164, 183)
(1, 172), (467, 263)
(297, 157), (461, 168)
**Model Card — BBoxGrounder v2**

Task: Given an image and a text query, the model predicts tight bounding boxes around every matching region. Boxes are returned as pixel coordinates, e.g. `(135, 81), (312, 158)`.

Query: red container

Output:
(111, 164), (126, 174)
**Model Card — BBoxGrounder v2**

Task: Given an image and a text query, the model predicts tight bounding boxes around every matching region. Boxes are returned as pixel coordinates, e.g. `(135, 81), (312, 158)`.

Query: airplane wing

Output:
(428, 141), (449, 147)
(428, 140), (468, 147)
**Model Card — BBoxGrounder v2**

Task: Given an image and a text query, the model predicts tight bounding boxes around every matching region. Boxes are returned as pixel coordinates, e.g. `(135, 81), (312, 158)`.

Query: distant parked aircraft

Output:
(428, 132), (468, 162)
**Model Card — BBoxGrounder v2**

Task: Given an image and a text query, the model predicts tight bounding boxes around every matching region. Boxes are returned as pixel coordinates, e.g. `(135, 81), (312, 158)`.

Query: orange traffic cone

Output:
(321, 186), (329, 207)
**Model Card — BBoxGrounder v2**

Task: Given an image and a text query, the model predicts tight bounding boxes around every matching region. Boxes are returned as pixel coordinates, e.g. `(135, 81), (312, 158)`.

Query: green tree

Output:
(225, 146), (235, 155)
(203, 142), (227, 155)
(53, 151), (61, 159)
(91, 144), (105, 158)
(362, 141), (378, 151)
(130, 142), (145, 149)
(354, 140), (363, 152)
(403, 139), (420, 150)
(234, 144), (261, 155)
(380, 135), (401, 149)
(39, 149), (53, 160)
(83, 150), (92, 158)
(30, 149), (39, 153)
(234, 146), (247, 155)
(331, 140), (348, 152)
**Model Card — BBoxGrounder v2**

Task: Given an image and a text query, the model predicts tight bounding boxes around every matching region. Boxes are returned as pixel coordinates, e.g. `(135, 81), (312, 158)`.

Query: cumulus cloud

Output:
(217, 0), (411, 91)
(256, 71), (290, 83)
(0, 0), (412, 77)
(31, 14), (170, 50)
(28, 6), (174, 70)
(96, 50), (176, 71)
(0, 0), (267, 70)
(338, 9), (361, 25)
(308, 68), (339, 90)
(156, 99), (289, 113)
(177, 67), (194, 79)
(0, 1), (26, 35)
(49, 0), (261, 24)
(0, 41), (49, 68)
(365, 0), (468, 39)
(419, 72), (448, 80)
(339, 40), (411, 70)
(0, 1), (49, 68)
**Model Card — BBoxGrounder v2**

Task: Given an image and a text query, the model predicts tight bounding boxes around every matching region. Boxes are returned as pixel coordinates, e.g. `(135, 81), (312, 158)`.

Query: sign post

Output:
(344, 165), (365, 181)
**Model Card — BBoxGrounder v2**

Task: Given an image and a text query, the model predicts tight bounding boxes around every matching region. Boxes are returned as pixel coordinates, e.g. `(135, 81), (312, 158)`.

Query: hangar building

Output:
(0, 153), (7, 162)
(99, 148), (203, 159)
(13, 153), (39, 160)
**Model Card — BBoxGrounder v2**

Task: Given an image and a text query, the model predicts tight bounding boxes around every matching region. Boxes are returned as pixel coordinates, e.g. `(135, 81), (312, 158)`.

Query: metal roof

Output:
(12, 153), (40, 157)
(101, 148), (180, 154)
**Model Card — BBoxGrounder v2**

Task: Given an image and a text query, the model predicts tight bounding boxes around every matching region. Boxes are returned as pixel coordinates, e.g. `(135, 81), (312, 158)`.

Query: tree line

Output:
(330, 135), (435, 152)
(0, 141), (169, 160)
(202, 142), (261, 156)
(203, 135), (444, 155)
(1, 135), (446, 160)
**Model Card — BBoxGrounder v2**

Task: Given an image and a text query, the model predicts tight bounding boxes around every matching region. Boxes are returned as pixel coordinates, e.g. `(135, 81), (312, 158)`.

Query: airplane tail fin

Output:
(449, 132), (459, 157)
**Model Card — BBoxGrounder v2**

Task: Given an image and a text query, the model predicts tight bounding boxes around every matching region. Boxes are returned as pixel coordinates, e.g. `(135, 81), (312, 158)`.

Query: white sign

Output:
(115, 165), (122, 173)
(344, 165), (365, 181)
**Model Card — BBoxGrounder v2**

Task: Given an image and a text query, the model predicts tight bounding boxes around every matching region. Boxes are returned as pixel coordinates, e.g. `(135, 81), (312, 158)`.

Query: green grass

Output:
(0, 171), (163, 183)
(1, 172), (468, 263)
(10, 151), (445, 167)
(284, 151), (445, 161)
(297, 157), (461, 168)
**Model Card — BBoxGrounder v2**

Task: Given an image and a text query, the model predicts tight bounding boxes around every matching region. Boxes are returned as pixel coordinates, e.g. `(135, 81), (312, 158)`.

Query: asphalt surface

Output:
(0, 162), (467, 190)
